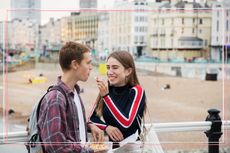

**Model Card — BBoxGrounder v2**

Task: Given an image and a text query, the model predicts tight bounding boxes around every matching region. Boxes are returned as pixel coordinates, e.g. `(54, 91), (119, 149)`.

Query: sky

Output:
(0, 0), (115, 24)
(0, 0), (222, 24)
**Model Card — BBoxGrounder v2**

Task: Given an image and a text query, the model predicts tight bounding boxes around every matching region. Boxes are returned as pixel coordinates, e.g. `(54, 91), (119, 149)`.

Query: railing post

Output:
(205, 109), (222, 153)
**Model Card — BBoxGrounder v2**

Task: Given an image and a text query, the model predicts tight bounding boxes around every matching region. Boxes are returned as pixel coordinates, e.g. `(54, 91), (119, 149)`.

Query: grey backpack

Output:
(26, 85), (68, 153)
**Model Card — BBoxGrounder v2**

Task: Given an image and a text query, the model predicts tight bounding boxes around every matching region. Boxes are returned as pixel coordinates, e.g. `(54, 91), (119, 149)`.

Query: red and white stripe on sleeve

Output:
(103, 85), (143, 128)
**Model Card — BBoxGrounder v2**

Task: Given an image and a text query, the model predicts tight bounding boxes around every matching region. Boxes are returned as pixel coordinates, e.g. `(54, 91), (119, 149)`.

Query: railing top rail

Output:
(0, 120), (229, 140)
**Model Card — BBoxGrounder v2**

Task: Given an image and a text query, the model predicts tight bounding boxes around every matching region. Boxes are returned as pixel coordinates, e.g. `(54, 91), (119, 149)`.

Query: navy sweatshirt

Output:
(89, 84), (146, 141)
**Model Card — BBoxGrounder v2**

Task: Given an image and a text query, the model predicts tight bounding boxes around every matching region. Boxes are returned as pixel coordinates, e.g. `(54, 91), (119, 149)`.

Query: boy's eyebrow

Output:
(87, 59), (92, 63)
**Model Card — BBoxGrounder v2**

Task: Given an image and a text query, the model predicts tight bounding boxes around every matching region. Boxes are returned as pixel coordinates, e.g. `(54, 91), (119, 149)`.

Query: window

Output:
(139, 27), (142, 32)
(217, 20), (219, 32)
(140, 36), (144, 42)
(193, 18), (195, 24)
(199, 29), (202, 34)
(199, 19), (203, 24)
(226, 20), (229, 31)
(182, 18), (184, 24)
(154, 40), (158, 46)
(162, 19), (164, 25)
(161, 38), (165, 47)
(192, 41), (195, 46)
(192, 28), (195, 34)
(135, 36), (138, 42)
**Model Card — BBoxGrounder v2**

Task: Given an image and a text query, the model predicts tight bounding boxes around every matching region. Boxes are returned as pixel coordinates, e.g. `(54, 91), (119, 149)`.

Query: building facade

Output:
(0, 22), (3, 50)
(149, 1), (212, 61)
(108, 0), (150, 56)
(7, 19), (39, 52)
(211, 0), (230, 63)
(11, 0), (41, 24)
(97, 12), (110, 55)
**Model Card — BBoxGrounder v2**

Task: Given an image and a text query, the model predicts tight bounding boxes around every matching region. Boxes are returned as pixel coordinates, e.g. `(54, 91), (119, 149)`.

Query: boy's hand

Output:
(89, 123), (104, 142)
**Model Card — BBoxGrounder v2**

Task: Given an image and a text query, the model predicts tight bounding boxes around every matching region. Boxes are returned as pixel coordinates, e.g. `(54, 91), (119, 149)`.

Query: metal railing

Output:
(0, 109), (230, 153)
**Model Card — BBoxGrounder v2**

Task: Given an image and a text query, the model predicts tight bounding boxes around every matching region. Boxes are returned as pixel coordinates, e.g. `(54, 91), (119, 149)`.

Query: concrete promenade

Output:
(135, 62), (230, 80)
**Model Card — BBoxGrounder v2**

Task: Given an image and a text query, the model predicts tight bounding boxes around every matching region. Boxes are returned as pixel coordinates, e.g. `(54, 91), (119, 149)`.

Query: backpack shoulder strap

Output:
(36, 85), (69, 121)
(48, 85), (68, 103)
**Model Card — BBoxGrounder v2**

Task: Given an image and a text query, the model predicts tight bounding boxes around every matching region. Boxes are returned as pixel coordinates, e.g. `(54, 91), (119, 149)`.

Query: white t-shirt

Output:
(74, 89), (86, 143)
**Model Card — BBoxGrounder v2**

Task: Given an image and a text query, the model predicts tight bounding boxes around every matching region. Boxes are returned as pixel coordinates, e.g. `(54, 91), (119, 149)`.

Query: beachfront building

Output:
(97, 12), (110, 57)
(108, 0), (150, 57)
(59, 17), (73, 43)
(11, 0), (41, 25)
(149, 0), (212, 62)
(40, 18), (62, 52)
(70, 12), (99, 49)
(210, 0), (230, 63)
(39, 11), (99, 52)
(0, 22), (3, 51)
(7, 19), (39, 52)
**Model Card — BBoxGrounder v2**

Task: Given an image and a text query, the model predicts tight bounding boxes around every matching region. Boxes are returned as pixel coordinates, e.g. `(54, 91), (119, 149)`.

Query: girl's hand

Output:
(95, 77), (108, 97)
(105, 125), (124, 142)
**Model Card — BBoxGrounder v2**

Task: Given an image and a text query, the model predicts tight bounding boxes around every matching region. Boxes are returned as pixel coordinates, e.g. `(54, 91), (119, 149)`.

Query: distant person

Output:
(88, 51), (146, 148)
(37, 42), (94, 153)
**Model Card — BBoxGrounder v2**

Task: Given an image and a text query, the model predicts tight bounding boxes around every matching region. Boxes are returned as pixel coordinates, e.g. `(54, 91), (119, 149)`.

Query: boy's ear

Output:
(71, 60), (80, 70)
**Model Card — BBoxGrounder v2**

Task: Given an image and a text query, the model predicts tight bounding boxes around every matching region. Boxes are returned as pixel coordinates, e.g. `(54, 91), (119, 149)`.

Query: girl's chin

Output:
(109, 81), (116, 85)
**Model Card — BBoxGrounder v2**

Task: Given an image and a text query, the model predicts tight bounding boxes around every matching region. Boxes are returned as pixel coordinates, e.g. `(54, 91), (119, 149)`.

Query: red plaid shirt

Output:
(38, 77), (93, 153)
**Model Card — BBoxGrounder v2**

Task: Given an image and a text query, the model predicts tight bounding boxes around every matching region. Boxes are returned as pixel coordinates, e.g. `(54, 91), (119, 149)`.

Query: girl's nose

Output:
(107, 69), (114, 75)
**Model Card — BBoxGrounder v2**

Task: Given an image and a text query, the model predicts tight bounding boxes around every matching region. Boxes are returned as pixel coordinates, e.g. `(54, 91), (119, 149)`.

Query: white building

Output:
(7, 19), (39, 52)
(0, 22), (3, 50)
(97, 12), (110, 55)
(108, 0), (150, 56)
(211, 0), (230, 63)
(11, 0), (41, 25)
(40, 18), (62, 51)
(149, 0), (212, 61)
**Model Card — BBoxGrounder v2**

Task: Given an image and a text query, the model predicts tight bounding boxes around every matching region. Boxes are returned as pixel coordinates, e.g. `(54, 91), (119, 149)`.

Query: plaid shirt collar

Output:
(57, 76), (81, 95)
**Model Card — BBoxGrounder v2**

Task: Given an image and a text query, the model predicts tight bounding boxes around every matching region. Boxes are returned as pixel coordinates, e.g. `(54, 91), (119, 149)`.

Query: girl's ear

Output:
(125, 68), (133, 77)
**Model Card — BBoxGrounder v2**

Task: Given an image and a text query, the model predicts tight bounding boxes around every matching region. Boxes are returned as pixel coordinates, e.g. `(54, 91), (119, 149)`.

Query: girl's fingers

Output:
(115, 130), (123, 141)
(92, 132), (97, 142)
